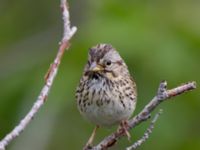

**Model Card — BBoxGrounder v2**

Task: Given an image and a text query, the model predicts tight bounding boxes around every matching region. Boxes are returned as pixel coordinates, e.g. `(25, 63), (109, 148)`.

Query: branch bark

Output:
(90, 81), (196, 150)
(126, 109), (162, 150)
(0, 1), (77, 150)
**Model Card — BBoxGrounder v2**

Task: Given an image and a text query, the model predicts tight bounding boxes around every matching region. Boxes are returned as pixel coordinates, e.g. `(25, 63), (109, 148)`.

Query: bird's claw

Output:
(118, 120), (131, 141)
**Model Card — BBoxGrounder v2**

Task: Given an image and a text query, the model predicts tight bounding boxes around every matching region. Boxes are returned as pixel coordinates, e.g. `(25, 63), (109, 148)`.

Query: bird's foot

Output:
(118, 120), (131, 141)
(84, 126), (99, 150)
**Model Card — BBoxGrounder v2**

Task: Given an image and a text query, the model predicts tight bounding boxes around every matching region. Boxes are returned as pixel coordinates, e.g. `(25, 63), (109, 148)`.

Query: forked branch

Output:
(90, 81), (196, 150)
(0, 1), (77, 150)
(126, 109), (163, 150)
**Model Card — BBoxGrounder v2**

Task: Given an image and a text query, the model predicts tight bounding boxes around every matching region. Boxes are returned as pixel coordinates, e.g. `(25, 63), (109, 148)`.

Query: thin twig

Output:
(126, 109), (163, 150)
(90, 81), (196, 150)
(0, 1), (77, 150)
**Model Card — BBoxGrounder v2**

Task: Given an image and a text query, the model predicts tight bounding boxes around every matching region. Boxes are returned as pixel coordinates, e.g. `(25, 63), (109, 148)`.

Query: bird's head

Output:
(84, 44), (129, 80)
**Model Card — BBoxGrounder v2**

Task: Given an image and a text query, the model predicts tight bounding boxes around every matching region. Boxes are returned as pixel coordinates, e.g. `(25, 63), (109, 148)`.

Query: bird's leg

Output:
(84, 126), (99, 149)
(118, 120), (131, 140)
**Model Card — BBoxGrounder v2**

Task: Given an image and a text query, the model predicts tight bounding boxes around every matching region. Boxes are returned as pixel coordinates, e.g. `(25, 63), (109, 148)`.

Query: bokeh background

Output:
(0, 0), (199, 149)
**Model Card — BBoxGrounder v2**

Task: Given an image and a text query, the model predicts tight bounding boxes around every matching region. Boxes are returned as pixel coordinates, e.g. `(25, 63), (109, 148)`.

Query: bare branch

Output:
(126, 109), (163, 150)
(0, 1), (77, 150)
(90, 81), (196, 150)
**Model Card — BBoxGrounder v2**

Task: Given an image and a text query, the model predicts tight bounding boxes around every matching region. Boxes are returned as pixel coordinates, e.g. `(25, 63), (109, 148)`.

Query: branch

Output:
(126, 109), (162, 150)
(0, 1), (77, 150)
(91, 81), (196, 150)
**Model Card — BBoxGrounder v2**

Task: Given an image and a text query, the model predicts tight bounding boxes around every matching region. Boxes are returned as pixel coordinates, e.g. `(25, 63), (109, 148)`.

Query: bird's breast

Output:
(77, 77), (136, 127)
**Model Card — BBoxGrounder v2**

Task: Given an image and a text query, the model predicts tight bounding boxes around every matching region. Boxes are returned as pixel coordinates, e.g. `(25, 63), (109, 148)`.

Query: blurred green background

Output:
(0, 0), (199, 149)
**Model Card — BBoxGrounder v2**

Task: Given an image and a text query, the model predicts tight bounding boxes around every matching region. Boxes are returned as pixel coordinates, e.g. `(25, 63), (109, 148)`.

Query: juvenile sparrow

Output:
(76, 44), (137, 147)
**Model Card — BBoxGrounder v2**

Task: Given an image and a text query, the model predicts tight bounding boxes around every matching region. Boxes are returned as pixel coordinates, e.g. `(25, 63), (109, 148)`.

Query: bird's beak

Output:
(90, 62), (104, 72)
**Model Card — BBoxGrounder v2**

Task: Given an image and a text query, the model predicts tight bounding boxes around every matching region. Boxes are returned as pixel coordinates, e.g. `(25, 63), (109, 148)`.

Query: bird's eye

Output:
(106, 60), (112, 66)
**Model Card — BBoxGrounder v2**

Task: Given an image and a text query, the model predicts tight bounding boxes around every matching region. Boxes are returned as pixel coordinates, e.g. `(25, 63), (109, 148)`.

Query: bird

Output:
(76, 44), (137, 148)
